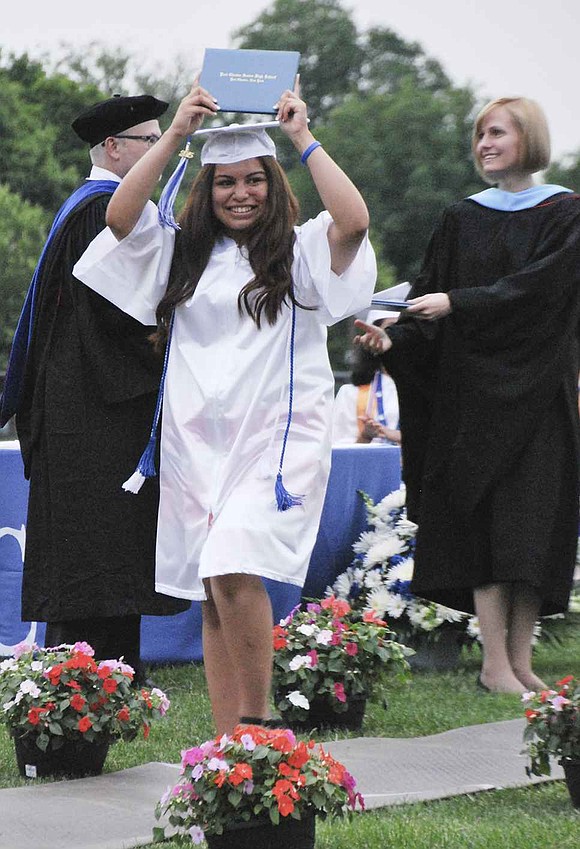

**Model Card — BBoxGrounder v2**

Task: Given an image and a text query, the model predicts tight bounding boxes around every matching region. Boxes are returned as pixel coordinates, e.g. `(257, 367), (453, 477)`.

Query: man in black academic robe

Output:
(10, 95), (189, 678)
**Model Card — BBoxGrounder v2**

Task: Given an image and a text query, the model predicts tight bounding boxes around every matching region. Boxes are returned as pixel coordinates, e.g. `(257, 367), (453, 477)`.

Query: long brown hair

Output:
(153, 156), (305, 347)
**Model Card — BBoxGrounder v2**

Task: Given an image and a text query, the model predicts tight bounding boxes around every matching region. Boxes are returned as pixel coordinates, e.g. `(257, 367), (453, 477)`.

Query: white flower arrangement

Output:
(328, 488), (478, 645)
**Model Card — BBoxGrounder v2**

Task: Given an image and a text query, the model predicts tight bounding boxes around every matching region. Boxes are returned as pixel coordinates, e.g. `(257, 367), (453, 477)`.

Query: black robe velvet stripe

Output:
(16, 190), (189, 620)
(385, 193), (580, 615)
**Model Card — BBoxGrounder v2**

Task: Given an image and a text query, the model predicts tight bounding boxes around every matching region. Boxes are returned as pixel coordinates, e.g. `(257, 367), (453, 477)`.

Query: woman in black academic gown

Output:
(355, 97), (580, 693)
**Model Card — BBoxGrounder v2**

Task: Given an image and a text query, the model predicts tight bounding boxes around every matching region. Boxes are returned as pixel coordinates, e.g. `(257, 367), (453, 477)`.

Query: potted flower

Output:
(329, 488), (477, 669)
(0, 640), (170, 779)
(522, 675), (580, 808)
(272, 595), (410, 730)
(153, 723), (364, 848)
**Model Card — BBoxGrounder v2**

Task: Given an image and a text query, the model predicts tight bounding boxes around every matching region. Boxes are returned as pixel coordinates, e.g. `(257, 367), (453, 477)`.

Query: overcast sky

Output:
(3, 0), (579, 160)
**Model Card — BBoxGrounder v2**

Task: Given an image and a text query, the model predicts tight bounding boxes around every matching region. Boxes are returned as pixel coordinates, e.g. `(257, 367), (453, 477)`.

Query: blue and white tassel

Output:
(123, 313), (175, 494)
(157, 136), (194, 230)
(274, 301), (304, 511)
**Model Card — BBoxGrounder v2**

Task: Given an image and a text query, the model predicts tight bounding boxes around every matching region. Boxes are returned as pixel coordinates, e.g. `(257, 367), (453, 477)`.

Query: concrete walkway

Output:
(0, 719), (562, 849)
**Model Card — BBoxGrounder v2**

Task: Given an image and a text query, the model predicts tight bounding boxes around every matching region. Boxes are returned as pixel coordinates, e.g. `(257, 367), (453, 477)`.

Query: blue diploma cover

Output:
(200, 48), (300, 114)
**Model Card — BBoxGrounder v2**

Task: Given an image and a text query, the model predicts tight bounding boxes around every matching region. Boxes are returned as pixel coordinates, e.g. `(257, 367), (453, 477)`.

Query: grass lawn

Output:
(1, 622), (579, 847)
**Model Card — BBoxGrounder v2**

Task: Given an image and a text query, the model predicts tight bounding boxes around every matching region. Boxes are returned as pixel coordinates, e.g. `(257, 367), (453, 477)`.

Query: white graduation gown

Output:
(75, 207), (376, 600)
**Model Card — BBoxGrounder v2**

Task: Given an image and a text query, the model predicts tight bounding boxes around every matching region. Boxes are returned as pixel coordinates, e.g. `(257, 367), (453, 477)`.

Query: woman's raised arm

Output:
(277, 84), (369, 275)
(106, 84), (218, 240)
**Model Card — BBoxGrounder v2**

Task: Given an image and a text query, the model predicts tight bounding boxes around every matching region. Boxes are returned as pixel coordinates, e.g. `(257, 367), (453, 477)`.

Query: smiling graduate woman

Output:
(354, 97), (580, 694)
(74, 81), (376, 733)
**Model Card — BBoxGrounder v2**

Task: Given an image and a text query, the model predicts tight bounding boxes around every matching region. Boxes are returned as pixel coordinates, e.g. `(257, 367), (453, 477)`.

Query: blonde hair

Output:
(472, 97), (551, 181)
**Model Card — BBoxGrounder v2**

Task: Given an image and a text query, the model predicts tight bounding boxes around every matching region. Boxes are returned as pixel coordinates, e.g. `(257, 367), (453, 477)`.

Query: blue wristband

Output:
(300, 141), (322, 165)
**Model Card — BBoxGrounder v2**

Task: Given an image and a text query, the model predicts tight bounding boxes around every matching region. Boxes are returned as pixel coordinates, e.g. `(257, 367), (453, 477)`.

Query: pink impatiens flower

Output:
(334, 682), (347, 703)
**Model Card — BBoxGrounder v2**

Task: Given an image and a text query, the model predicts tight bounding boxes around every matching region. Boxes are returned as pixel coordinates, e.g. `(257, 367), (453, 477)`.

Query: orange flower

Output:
(230, 763), (253, 785)
(278, 762), (300, 781)
(214, 771), (227, 788)
(287, 743), (310, 769)
(321, 596), (351, 617)
(363, 610), (386, 626)
(277, 794), (295, 816)
(269, 732), (294, 754)
(273, 625), (288, 650)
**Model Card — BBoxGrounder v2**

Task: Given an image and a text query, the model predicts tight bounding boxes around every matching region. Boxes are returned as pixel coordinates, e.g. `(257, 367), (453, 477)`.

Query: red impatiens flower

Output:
(321, 596), (351, 617)
(287, 741), (310, 769)
(363, 610), (387, 626)
(117, 707), (130, 722)
(98, 665), (113, 679)
(27, 707), (42, 725)
(278, 762), (300, 781)
(102, 678), (118, 694)
(277, 794), (295, 816)
(229, 762), (253, 785)
(273, 625), (288, 650)
(78, 716), (93, 733)
(47, 663), (64, 685)
(70, 693), (86, 712)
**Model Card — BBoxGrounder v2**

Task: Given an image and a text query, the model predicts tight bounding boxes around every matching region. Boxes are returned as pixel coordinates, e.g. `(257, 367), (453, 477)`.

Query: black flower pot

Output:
(279, 693), (367, 732)
(562, 758), (580, 809)
(205, 812), (315, 849)
(406, 631), (462, 672)
(13, 734), (110, 779)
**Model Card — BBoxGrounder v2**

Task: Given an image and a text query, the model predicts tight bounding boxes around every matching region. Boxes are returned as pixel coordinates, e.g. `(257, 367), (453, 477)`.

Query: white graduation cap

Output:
(199, 124), (277, 165)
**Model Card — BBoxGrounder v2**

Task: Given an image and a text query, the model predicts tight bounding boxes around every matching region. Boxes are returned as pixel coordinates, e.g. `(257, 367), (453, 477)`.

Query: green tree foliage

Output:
(0, 185), (49, 371)
(546, 152), (580, 193)
(0, 52), (104, 210)
(233, 0), (362, 122)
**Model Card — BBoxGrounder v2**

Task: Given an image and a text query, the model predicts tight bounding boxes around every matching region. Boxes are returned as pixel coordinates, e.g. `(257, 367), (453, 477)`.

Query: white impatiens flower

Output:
(2, 701), (15, 712)
(19, 680), (41, 698)
(30, 661), (44, 673)
(365, 536), (405, 567)
(287, 690), (310, 710)
(316, 629), (333, 646)
(0, 658), (18, 673)
(289, 654), (313, 671)
(386, 558), (414, 583)
(296, 623), (317, 638)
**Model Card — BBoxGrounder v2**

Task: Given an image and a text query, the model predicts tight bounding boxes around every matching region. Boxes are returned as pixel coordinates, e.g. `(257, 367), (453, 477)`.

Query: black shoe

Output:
(239, 715), (286, 729)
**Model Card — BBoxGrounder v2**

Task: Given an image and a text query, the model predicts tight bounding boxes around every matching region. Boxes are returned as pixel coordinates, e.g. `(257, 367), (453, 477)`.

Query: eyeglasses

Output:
(112, 134), (161, 146)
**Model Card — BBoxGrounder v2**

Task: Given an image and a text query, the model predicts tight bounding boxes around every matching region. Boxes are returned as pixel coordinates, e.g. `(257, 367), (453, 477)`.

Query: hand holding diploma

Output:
(406, 292), (452, 320)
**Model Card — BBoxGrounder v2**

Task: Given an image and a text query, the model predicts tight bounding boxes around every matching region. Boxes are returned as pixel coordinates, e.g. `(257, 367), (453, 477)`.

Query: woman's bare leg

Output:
(201, 586), (241, 735)
(507, 583), (547, 691)
(201, 574), (273, 734)
(474, 583), (526, 693)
